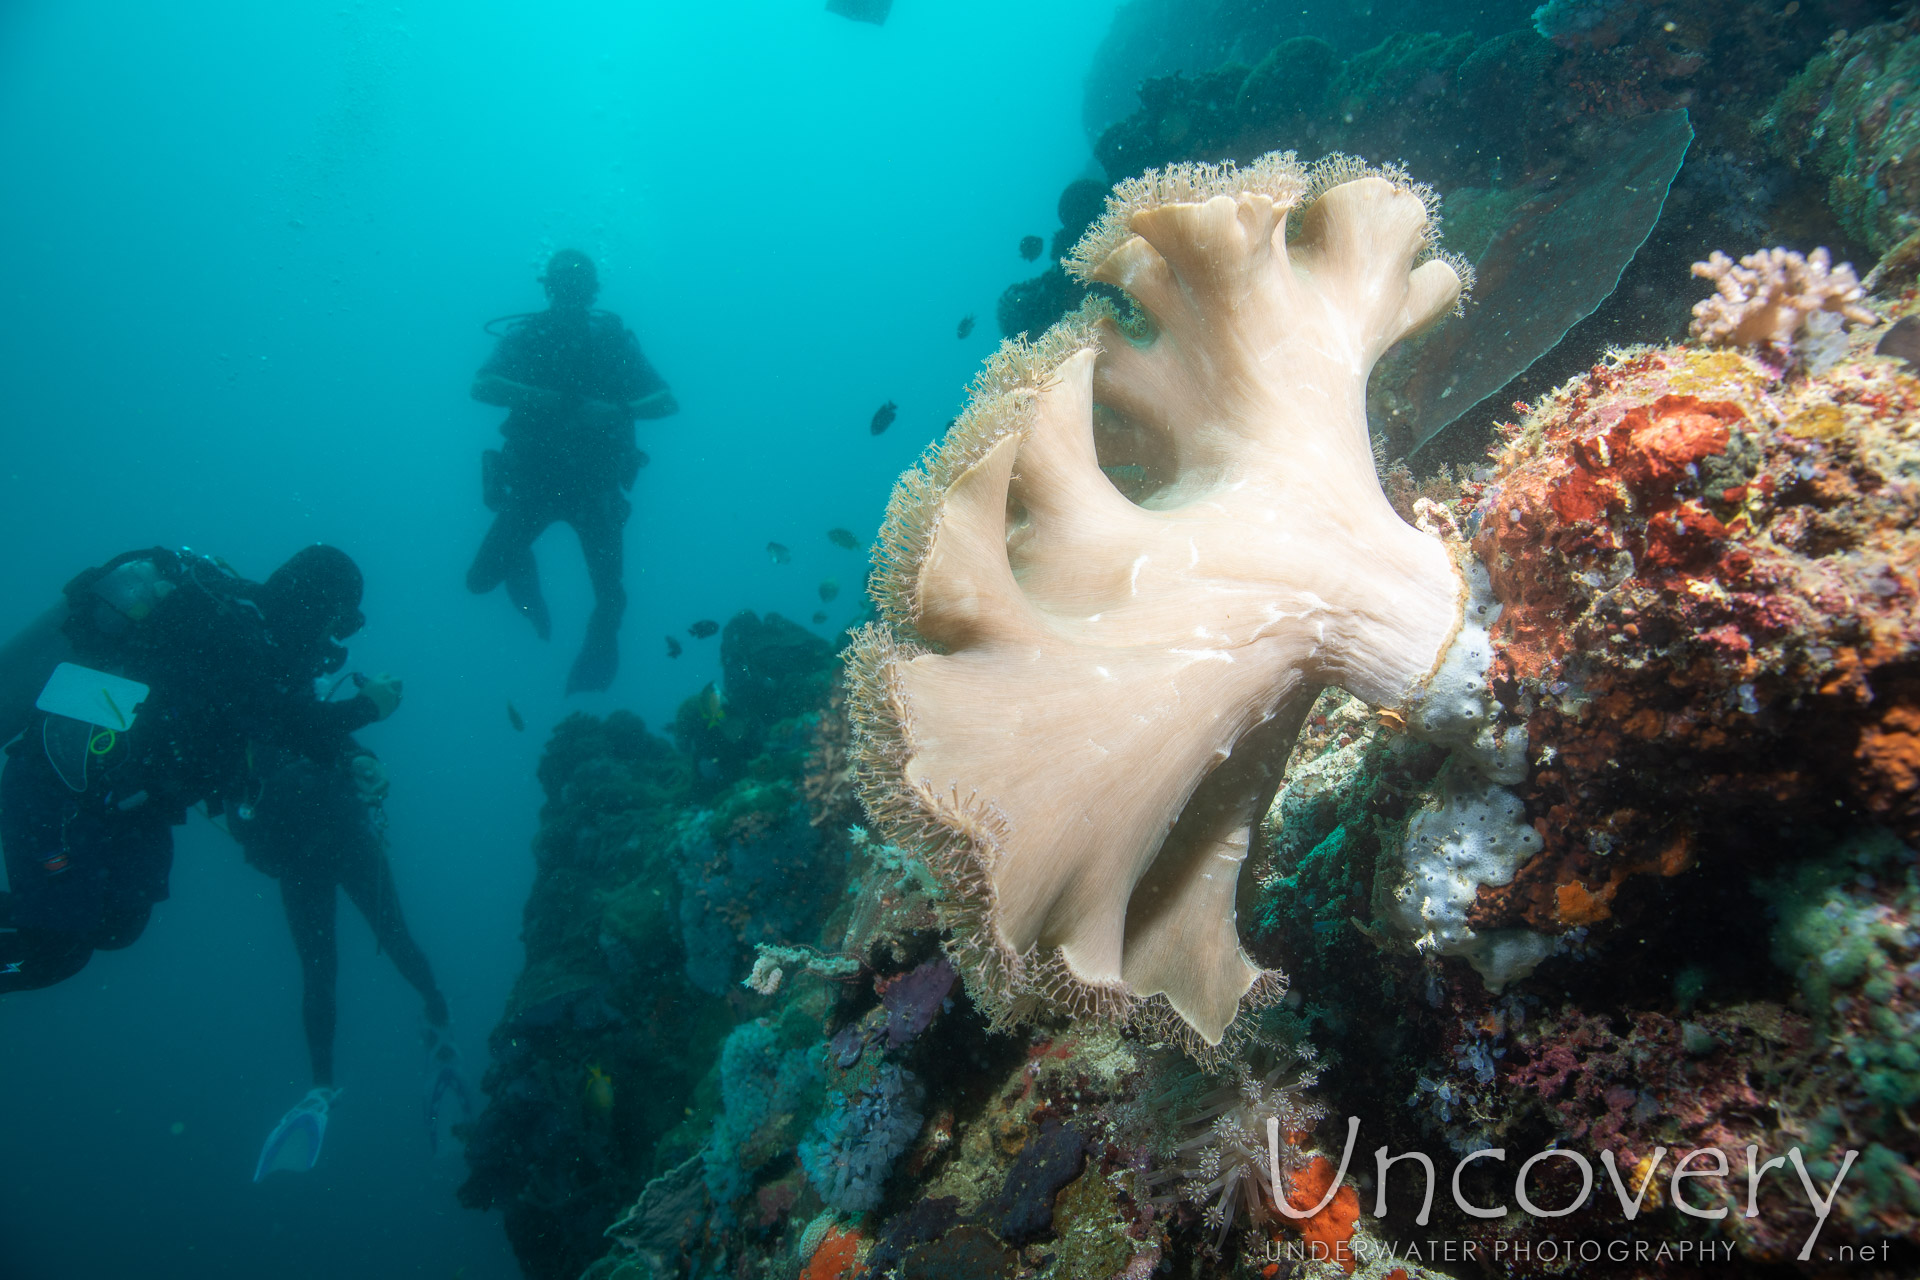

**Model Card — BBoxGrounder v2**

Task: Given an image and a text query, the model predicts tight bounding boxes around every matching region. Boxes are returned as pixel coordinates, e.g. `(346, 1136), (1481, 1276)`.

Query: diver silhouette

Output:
(0, 545), (401, 997)
(236, 744), (473, 1179)
(466, 249), (678, 694)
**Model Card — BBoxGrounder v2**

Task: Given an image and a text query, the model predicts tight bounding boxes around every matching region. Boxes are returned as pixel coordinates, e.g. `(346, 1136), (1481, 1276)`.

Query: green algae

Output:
(1039, 1170), (1138, 1280)
(1756, 828), (1920, 1168)
(1767, 15), (1920, 256)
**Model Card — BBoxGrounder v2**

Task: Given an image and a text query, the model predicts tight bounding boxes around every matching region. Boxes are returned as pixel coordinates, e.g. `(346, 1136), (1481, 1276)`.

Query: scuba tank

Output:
(82, 556), (178, 635)
(30, 548), (262, 797)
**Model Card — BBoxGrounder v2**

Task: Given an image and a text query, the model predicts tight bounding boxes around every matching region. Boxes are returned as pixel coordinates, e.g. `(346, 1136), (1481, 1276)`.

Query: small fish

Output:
(584, 1064), (614, 1116)
(1019, 234), (1043, 261)
(688, 620), (719, 639)
(869, 401), (897, 435)
(956, 314), (975, 339)
(507, 701), (525, 732)
(827, 527), (858, 550)
(818, 578), (840, 603)
(1878, 315), (1920, 367)
(812, 611), (828, 624)
(767, 541), (791, 565)
(665, 635), (683, 658)
(696, 682), (726, 729)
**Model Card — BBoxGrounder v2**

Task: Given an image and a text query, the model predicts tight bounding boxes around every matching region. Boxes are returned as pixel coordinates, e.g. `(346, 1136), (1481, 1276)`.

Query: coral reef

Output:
(457, 711), (719, 1280)
(474, 9), (1920, 1279)
(1767, 12), (1920, 258)
(1245, 269), (1920, 1268)
(1024, 0), (1880, 458)
(1467, 329), (1920, 917)
(503, 312), (1920, 1280)
(464, 613), (856, 1280)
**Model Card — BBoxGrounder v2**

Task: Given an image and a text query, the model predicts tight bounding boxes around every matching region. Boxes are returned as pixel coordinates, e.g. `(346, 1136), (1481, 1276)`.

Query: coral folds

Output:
(850, 152), (1471, 1052)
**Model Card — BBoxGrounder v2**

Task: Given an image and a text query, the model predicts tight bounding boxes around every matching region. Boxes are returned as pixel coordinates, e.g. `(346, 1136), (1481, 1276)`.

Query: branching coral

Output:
(848, 151), (1474, 1053)
(1689, 247), (1878, 361)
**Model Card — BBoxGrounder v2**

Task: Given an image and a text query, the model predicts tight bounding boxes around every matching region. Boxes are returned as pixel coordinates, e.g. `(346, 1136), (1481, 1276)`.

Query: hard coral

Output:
(1689, 247), (1877, 362)
(849, 151), (1471, 1053)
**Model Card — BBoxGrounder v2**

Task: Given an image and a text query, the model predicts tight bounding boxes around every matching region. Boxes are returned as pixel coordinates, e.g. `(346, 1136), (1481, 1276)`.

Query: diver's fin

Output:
(565, 625), (618, 695)
(252, 1087), (340, 1182)
(423, 1024), (475, 1154)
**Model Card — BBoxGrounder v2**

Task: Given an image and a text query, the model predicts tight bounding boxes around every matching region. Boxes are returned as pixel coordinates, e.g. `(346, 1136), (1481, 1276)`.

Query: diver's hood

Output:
(262, 545), (365, 644)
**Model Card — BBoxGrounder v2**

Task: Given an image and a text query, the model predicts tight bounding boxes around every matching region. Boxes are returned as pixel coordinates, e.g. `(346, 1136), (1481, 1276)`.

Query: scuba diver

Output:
(0, 544), (401, 998)
(236, 744), (471, 1179)
(466, 249), (678, 694)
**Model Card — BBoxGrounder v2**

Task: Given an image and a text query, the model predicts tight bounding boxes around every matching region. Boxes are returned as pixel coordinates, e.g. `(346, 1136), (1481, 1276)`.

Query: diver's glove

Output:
(423, 1022), (475, 1155)
(354, 672), (403, 721)
(349, 755), (389, 805)
(252, 1086), (342, 1181)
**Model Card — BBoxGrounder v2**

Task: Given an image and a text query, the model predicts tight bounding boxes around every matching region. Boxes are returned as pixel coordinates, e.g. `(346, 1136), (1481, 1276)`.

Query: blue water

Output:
(0, 2), (1117, 1275)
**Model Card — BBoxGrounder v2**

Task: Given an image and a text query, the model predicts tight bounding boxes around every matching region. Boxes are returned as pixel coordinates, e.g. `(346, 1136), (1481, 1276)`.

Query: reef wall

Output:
(464, 7), (1920, 1279)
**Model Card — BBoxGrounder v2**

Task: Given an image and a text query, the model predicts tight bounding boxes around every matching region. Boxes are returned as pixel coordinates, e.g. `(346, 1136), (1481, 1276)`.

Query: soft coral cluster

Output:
(1689, 246), (1877, 363)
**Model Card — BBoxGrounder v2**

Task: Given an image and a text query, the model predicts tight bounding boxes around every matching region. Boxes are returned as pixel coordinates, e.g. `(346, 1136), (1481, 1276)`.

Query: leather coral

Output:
(848, 153), (1471, 1052)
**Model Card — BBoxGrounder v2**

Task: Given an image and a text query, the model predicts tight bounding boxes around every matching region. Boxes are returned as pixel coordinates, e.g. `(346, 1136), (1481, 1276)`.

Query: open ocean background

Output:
(0, 2), (1120, 1275)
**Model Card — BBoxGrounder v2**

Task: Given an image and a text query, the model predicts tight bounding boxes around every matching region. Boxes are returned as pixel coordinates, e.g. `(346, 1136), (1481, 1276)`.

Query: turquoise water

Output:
(0, 3), (1116, 1275)
(5, 1), (1896, 1276)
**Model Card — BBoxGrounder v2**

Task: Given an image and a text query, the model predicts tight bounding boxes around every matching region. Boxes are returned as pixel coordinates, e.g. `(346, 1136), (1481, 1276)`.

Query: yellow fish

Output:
(585, 1064), (614, 1116)
(697, 683), (725, 729)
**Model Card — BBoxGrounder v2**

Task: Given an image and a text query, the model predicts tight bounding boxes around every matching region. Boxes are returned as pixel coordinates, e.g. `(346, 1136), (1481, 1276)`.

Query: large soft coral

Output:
(848, 153), (1471, 1051)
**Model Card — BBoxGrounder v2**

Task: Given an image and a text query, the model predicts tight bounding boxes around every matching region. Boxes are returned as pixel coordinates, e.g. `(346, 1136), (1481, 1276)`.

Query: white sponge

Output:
(1410, 560), (1529, 785)
(1383, 761), (1551, 989)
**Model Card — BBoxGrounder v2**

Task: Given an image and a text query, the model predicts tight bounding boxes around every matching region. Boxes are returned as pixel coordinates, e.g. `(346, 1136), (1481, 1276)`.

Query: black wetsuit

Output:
(233, 750), (445, 1087)
(465, 309), (668, 685)
(0, 550), (380, 995)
